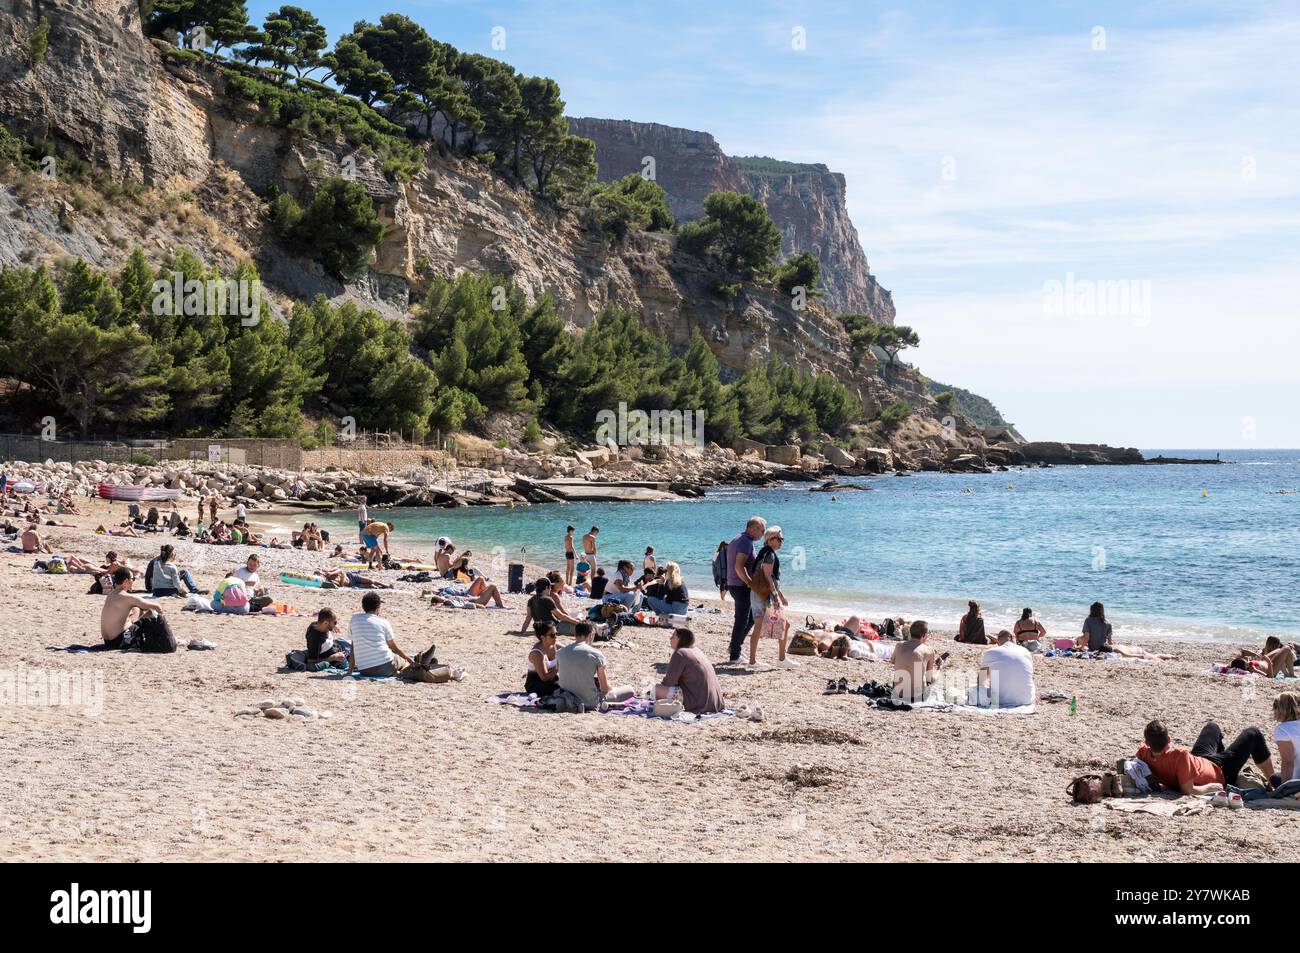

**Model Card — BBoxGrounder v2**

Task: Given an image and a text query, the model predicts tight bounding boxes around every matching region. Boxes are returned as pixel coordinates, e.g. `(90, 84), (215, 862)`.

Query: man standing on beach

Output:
(582, 526), (599, 572)
(725, 516), (766, 664)
(361, 519), (392, 569)
(357, 496), (368, 539)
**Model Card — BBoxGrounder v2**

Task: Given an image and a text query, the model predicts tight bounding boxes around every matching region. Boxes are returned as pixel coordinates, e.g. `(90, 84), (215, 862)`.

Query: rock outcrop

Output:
(567, 117), (894, 322)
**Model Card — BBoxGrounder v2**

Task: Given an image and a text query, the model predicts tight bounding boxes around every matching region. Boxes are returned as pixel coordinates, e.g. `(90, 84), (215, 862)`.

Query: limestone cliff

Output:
(0, 0), (1011, 452)
(566, 117), (893, 323)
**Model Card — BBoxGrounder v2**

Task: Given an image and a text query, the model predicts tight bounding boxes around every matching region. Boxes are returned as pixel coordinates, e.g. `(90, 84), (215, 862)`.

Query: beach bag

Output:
(46, 556), (67, 574)
(133, 613), (177, 654)
(788, 631), (818, 656)
(1067, 775), (1105, 804)
(589, 576), (608, 599)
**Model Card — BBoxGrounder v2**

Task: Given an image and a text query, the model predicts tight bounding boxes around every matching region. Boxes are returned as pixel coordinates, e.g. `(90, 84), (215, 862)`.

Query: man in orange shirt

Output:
(1137, 720), (1275, 795)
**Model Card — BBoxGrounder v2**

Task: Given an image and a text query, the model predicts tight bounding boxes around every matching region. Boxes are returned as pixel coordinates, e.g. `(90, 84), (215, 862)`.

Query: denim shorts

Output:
(750, 592), (771, 621)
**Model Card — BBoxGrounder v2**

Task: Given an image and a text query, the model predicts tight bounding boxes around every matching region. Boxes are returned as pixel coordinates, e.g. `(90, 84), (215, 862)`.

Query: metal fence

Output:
(0, 434), (170, 466)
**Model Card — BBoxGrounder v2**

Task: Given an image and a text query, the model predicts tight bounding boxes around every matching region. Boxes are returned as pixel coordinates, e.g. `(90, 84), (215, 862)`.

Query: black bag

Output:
(132, 613), (177, 653)
(589, 575), (608, 599)
(508, 563), (525, 594)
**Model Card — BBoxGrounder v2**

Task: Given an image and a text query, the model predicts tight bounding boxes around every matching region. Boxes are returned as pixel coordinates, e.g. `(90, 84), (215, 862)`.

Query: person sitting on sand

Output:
(211, 570), (250, 614)
(100, 567), (165, 647)
(1073, 603), (1174, 659)
(525, 622), (561, 698)
(520, 576), (582, 636)
(436, 573), (503, 606)
(1271, 691), (1300, 788)
(21, 522), (51, 554)
(893, 620), (944, 703)
(316, 567), (394, 590)
(970, 630), (1036, 708)
(603, 560), (644, 610)
(360, 519), (392, 568)
(1078, 601), (1114, 652)
(306, 607), (348, 668)
(557, 621), (633, 711)
(103, 551), (137, 580)
(643, 561), (689, 618)
(1137, 719), (1275, 795)
(145, 544), (204, 597)
(655, 628), (724, 715)
(436, 543), (456, 578)
(956, 600), (989, 645)
(1231, 637), (1296, 678)
(349, 592), (415, 678)
(1013, 607), (1046, 645)
(234, 554), (267, 599)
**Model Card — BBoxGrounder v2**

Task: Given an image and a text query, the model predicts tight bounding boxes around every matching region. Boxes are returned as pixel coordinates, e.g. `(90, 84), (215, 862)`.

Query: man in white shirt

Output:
(348, 592), (414, 677)
(233, 553), (265, 597)
(235, 501), (247, 521)
(971, 630), (1036, 708)
(357, 496), (368, 535)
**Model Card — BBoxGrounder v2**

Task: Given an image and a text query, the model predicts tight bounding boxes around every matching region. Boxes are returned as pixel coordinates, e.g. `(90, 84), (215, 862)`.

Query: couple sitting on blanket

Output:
(525, 624), (724, 715)
(1228, 637), (1297, 678)
(1137, 693), (1300, 797)
(892, 623), (1036, 708)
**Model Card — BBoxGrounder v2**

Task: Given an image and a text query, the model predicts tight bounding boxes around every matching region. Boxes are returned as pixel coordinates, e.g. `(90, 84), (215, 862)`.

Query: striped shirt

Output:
(349, 612), (395, 671)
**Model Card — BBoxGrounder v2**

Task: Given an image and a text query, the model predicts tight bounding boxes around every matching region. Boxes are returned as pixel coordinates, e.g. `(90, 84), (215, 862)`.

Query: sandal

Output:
(823, 679), (839, 694)
(837, 677), (848, 693)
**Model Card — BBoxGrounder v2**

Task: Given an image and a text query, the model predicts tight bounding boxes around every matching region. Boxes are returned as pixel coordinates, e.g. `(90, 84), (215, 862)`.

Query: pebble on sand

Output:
(263, 708), (287, 720)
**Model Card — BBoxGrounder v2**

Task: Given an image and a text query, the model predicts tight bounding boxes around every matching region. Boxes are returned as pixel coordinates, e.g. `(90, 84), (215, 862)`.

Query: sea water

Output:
(313, 448), (1300, 646)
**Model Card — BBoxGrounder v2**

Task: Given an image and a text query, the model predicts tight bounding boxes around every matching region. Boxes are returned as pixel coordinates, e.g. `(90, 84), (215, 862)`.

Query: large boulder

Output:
(765, 445), (801, 466)
(733, 437), (766, 457)
(822, 443), (857, 469)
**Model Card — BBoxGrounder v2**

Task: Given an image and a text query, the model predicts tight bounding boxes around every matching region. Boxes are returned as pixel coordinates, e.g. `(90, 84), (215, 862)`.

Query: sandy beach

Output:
(0, 496), (1294, 862)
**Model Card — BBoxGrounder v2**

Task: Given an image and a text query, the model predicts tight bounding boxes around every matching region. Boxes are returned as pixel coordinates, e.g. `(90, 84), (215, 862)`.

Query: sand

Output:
(0, 496), (1294, 862)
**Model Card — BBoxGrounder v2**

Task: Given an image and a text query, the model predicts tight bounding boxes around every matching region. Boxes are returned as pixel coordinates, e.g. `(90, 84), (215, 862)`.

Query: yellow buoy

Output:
(1202, 489), (1208, 498)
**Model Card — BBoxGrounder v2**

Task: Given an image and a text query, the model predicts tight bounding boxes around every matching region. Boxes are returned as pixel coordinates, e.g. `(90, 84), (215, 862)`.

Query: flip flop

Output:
(823, 679), (839, 694)
(837, 677), (848, 693)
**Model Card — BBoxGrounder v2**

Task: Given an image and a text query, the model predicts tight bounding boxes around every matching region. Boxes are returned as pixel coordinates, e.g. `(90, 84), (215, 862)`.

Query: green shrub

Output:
(877, 400), (913, 432)
(28, 17), (50, 64)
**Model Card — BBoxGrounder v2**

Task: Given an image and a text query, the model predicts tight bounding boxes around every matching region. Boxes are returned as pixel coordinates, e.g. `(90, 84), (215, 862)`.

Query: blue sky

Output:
(251, 1), (1300, 448)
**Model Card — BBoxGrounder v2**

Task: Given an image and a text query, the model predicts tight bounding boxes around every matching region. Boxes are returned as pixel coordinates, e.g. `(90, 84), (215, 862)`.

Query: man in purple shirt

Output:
(725, 516), (766, 663)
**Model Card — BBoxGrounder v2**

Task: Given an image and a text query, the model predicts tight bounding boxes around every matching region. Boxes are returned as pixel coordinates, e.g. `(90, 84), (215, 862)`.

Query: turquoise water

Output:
(310, 449), (1300, 645)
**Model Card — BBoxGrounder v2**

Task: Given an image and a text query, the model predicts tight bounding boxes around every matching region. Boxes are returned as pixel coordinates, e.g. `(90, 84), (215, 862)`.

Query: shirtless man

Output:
(21, 523), (51, 554)
(892, 620), (944, 703)
(361, 520), (393, 568)
(564, 525), (577, 586)
(582, 526), (599, 572)
(100, 567), (164, 647)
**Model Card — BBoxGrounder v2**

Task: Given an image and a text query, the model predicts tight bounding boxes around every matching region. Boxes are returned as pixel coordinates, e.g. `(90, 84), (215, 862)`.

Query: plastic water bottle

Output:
(1068, 695), (1078, 717)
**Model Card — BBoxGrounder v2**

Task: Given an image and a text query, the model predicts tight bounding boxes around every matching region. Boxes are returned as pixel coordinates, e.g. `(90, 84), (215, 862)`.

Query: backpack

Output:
(144, 557), (160, 592)
(220, 580), (249, 608)
(132, 613), (177, 653)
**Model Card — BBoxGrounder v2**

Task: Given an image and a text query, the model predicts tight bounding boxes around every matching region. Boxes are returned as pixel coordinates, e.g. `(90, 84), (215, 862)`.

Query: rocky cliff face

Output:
(567, 117), (894, 323)
(0, 1), (1012, 447)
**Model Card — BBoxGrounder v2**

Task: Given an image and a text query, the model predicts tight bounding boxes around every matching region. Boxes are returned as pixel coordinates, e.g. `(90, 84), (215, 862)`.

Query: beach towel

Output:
(1103, 795), (1212, 817)
(486, 692), (735, 723)
(1209, 664), (1298, 680)
(1044, 649), (1139, 661)
(907, 697), (1037, 716)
